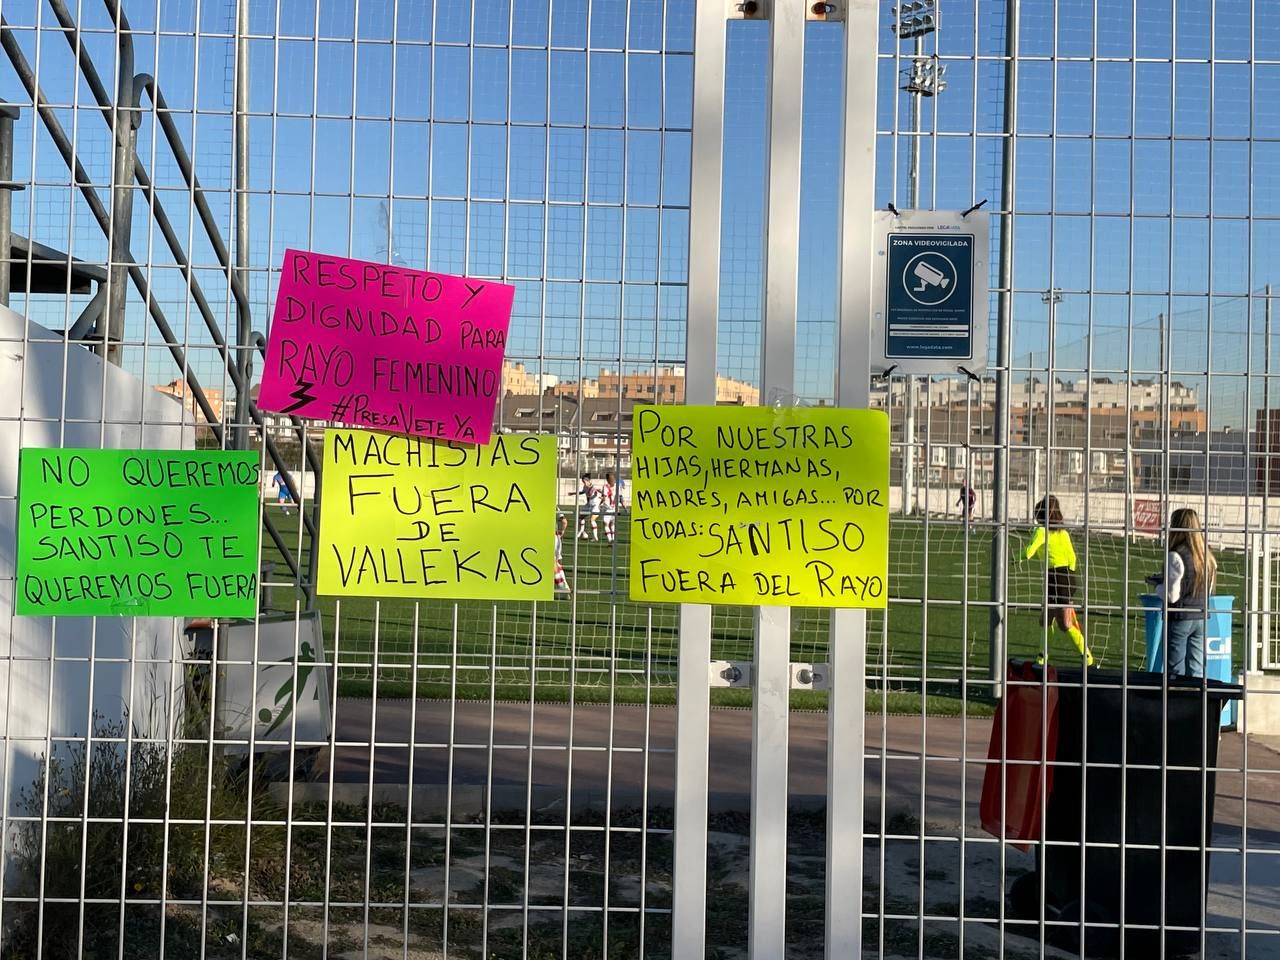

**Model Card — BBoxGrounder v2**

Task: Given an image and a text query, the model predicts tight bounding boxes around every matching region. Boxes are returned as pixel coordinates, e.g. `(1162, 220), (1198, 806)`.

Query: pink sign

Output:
(1134, 498), (1161, 533)
(257, 250), (515, 445)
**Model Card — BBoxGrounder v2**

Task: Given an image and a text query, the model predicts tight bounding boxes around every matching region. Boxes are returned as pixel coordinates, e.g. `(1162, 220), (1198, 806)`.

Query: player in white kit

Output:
(554, 514), (571, 595)
(577, 474), (599, 541)
(601, 471), (618, 545)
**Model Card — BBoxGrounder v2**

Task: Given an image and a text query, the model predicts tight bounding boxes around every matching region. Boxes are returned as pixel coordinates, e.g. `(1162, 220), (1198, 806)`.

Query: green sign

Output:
(17, 448), (262, 617)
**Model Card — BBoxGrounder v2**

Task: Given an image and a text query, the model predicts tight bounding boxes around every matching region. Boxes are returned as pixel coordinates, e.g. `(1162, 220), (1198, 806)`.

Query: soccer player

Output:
(957, 481), (976, 526)
(1024, 494), (1093, 666)
(554, 514), (571, 596)
(601, 471), (618, 544)
(577, 474), (599, 541)
(272, 470), (293, 516)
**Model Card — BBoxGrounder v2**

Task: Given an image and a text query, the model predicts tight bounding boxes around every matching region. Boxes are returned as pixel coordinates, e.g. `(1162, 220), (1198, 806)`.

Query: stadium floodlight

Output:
(891, 0), (938, 39)
(904, 58), (947, 97)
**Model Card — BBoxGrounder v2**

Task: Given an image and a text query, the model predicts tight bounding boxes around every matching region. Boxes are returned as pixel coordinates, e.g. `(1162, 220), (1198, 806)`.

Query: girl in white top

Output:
(1150, 507), (1216, 677)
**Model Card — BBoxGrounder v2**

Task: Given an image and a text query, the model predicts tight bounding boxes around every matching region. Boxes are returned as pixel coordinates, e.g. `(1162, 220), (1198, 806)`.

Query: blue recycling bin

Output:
(1141, 593), (1235, 728)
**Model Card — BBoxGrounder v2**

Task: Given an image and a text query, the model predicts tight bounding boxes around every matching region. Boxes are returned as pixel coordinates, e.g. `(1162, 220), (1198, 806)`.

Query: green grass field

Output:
(258, 508), (1245, 713)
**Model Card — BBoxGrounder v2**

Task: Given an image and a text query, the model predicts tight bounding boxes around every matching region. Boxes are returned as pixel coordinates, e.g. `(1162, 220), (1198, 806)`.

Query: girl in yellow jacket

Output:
(1024, 495), (1094, 666)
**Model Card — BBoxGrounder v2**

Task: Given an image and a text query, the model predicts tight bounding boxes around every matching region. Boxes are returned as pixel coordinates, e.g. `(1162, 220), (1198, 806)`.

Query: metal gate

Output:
(2, 0), (1280, 958)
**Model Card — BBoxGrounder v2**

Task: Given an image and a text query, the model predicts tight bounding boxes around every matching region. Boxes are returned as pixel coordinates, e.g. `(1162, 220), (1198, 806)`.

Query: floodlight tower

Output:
(891, 0), (945, 208)
(889, 1), (945, 516)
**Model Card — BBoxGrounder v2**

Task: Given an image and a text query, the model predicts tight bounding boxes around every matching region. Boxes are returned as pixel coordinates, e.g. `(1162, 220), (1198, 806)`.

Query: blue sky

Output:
(0, 0), (1277, 427)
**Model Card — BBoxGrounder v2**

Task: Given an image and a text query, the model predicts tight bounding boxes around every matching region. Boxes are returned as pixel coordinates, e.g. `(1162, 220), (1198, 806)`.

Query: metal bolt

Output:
(738, 1), (759, 15)
(797, 668), (814, 685)
(721, 665), (742, 684)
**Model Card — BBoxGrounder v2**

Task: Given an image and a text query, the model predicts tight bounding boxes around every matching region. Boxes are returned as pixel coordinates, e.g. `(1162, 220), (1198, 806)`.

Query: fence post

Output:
(671, 0), (727, 955)
(233, 0), (252, 449)
(988, 0), (1020, 696)
(826, 3), (877, 956)
(748, 3), (806, 954)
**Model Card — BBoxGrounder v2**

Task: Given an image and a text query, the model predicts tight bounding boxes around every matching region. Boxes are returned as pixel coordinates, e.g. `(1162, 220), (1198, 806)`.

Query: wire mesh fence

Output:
(3, 0), (1280, 958)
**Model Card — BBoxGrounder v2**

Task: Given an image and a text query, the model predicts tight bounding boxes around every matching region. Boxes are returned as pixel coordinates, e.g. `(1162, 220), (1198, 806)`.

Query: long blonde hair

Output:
(1170, 508), (1216, 596)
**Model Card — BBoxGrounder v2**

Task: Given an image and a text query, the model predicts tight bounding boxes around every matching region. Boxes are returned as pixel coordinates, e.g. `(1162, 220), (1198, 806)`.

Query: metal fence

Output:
(2, 0), (1280, 958)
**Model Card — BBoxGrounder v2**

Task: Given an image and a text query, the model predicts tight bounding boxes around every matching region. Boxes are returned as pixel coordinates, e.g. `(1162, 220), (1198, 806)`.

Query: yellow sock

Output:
(1066, 625), (1093, 666)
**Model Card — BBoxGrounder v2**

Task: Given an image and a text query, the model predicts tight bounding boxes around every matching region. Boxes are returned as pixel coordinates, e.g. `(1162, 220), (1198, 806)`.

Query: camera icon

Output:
(902, 252), (957, 306)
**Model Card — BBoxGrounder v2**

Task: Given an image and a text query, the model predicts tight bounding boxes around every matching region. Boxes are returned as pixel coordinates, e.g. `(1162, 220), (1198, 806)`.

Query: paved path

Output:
(315, 699), (998, 812)
(303, 699), (1280, 956)
(315, 699), (1280, 827)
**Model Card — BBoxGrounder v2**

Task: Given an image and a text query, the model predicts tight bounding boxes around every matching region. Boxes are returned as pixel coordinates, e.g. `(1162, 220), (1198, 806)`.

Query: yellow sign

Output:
(628, 405), (889, 608)
(318, 429), (557, 601)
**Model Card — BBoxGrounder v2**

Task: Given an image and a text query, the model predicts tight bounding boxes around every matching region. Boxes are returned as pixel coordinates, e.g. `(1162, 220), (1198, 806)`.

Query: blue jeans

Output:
(1165, 618), (1205, 678)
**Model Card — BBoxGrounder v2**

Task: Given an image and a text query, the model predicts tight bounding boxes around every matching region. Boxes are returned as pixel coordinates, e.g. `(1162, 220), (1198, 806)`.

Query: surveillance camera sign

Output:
(871, 209), (989, 375)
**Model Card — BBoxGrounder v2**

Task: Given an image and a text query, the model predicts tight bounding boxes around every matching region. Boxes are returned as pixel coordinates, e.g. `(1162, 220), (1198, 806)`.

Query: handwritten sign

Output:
(628, 405), (890, 608)
(16, 449), (261, 617)
(1134, 498), (1161, 534)
(257, 250), (515, 445)
(317, 429), (557, 601)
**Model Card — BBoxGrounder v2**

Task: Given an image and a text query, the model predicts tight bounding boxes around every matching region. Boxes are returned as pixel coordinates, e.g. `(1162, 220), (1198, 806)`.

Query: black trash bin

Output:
(1002, 659), (1242, 958)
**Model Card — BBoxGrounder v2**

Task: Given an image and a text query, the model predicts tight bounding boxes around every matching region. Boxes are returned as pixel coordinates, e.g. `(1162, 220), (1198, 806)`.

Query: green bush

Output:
(1, 711), (274, 959)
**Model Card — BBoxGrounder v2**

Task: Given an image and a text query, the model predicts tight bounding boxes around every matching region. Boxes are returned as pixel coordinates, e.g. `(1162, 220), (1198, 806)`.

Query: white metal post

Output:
(671, 0), (727, 955)
(749, 4), (805, 954)
(1262, 534), (1275, 672)
(827, 2), (878, 956)
(989, 0), (1020, 693)
(1250, 534), (1262, 673)
(233, 0), (251, 449)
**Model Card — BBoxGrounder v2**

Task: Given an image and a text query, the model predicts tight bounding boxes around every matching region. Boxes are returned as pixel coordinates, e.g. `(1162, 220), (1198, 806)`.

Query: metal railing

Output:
(0, 0), (320, 604)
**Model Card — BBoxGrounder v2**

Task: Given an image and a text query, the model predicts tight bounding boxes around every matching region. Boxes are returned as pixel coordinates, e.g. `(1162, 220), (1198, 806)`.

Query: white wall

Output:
(0, 310), (195, 817)
(276, 466), (1280, 552)
(897, 484), (1280, 551)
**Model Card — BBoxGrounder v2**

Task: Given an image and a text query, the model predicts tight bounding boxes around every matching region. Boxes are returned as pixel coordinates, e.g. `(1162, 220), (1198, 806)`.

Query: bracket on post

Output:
(807, 1), (844, 21)
(791, 662), (832, 691)
(709, 660), (753, 688)
(727, 0), (770, 20)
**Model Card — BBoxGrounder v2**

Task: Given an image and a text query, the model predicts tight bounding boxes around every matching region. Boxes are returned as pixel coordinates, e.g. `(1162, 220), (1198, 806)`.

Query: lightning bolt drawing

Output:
(281, 380), (317, 414)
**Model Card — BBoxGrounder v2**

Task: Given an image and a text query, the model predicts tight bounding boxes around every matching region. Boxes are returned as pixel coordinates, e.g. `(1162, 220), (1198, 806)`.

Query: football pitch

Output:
(260, 509), (1246, 712)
